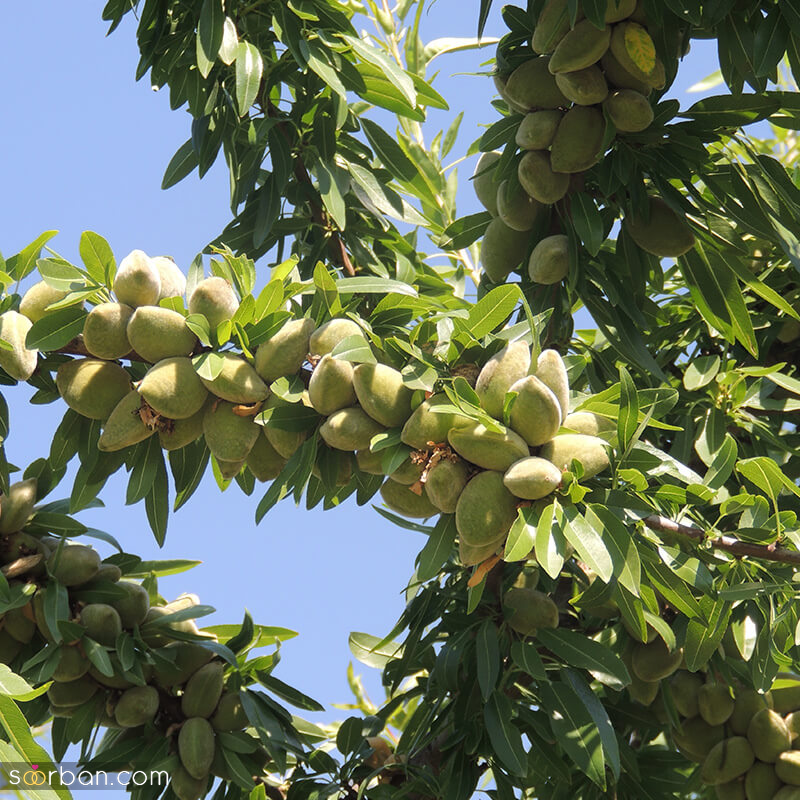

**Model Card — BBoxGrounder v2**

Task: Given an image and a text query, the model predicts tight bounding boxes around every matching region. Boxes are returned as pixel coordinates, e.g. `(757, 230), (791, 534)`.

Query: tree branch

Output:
(262, 96), (356, 277)
(642, 514), (800, 566)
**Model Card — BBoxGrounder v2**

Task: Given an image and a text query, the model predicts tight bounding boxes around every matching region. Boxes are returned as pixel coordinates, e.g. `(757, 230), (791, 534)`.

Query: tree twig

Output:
(642, 514), (800, 565)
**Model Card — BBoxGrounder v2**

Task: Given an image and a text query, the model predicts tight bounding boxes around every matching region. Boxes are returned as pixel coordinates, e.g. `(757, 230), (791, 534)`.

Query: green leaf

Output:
(570, 193), (605, 256)
(219, 16), (238, 64)
(683, 595), (732, 671)
(330, 334), (376, 364)
(257, 673), (324, 712)
(535, 501), (566, 579)
(538, 681), (606, 788)
(78, 231), (115, 285)
(416, 515), (456, 582)
(197, 0), (224, 77)
(504, 507), (537, 562)
(162, 139), (199, 189)
(683, 355), (721, 390)
(510, 640), (546, 680)
(360, 118), (418, 183)
(0, 701), (73, 799)
(536, 629), (630, 690)
(584, 505), (641, 596)
(235, 41), (263, 115)
(737, 456), (800, 503)
(439, 212), (492, 250)
(617, 365), (639, 450)
(341, 33), (416, 106)
(25, 304), (86, 351)
(335, 277), (418, 297)
(145, 453), (170, 546)
(0, 665), (48, 701)
(479, 114), (521, 151)
(465, 285), (519, 338)
(475, 620), (500, 700)
(350, 61), (423, 121)
(562, 669), (620, 779)
(313, 160), (347, 230)
(484, 692), (527, 776)
(561, 506), (613, 583)
(348, 632), (403, 669)
(7, 231), (58, 281)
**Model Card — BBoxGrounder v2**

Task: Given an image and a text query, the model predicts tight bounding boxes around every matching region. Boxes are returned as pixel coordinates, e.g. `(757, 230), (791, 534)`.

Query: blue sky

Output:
(0, 0), (721, 785)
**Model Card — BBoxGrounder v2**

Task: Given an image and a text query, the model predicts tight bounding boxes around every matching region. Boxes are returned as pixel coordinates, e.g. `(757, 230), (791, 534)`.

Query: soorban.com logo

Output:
(5, 762), (170, 790)
(22, 765), (46, 787)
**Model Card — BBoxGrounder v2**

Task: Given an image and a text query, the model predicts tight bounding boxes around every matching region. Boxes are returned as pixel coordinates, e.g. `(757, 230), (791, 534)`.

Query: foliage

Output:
(0, 1), (799, 799)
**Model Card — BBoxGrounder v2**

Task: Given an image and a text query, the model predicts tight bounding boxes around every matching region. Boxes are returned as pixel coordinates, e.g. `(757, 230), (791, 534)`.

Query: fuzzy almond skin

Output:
(497, 179), (545, 232)
(472, 150), (502, 216)
(203, 401), (261, 462)
(212, 692), (248, 732)
(56, 358), (132, 420)
(47, 544), (101, 587)
(19, 281), (69, 322)
(455, 471), (518, 547)
(83, 302), (134, 360)
(507, 375), (562, 447)
(459, 535), (505, 566)
(747, 708), (792, 762)
(518, 150), (569, 205)
(506, 56), (569, 106)
(632, 639), (683, 682)
(379, 480), (438, 519)
(0, 478), (38, 535)
(503, 587), (559, 635)
(188, 277), (239, 330)
(353, 363), (413, 427)
(401, 394), (469, 451)
(114, 250), (162, 307)
(126, 306), (197, 362)
(178, 717), (216, 779)
(0, 310), (38, 380)
(448, 421), (530, 472)
(246, 433), (286, 481)
(535, 349), (570, 422)
(551, 106), (606, 173)
(308, 354), (356, 415)
(539, 433), (610, 479)
(98, 390), (154, 452)
(320, 408), (385, 452)
(423, 458), (470, 513)
(198, 352), (268, 404)
(47, 675), (99, 708)
(139, 357), (208, 420)
(181, 661), (224, 719)
(158, 402), (207, 450)
(115, 685), (159, 728)
(255, 317), (315, 382)
(475, 341), (531, 420)
(171, 766), (208, 800)
(152, 256), (186, 299)
(529, 235), (569, 285)
(79, 603), (122, 647)
(503, 457), (561, 500)
(562, 411), (615, 436)
(624, 196), (695, 258)
(548, 20), (611, 74)
(480, 217), (531, 284)
(701, 737), (754, 785)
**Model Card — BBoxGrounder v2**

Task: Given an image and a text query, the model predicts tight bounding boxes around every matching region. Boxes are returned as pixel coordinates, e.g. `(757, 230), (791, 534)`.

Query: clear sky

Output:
(0, 1), (721, 790)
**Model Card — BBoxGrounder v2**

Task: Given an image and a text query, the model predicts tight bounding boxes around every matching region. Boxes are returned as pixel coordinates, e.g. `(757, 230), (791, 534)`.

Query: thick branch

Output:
(643, 514), (800, 566)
